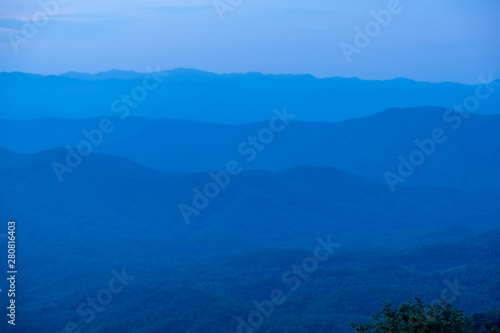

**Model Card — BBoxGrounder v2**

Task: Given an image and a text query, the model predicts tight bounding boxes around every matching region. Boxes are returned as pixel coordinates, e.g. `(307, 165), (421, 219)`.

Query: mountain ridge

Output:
(2, 70), (499, 123)
(2, 147), (500, 253)
(1, 107), (499, 191)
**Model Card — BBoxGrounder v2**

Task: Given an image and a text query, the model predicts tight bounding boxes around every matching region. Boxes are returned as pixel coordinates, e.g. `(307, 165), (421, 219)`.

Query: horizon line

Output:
(0, 68), (486, 86)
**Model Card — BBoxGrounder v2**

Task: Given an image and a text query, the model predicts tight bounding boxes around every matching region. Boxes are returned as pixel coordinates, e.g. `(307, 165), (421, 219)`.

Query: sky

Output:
(0, 0), (498, 83)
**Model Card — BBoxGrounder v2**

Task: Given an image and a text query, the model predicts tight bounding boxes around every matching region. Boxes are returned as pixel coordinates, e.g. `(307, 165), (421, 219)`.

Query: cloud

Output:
(0, 17), (26, 31)
(0, 27), (20, 35)
(51, 12), (117, 22)
(135, 5), (212, 14)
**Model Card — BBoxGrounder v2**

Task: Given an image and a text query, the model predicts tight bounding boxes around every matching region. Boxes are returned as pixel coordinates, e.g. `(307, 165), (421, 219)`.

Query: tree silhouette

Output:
(351, 298), (500, 332)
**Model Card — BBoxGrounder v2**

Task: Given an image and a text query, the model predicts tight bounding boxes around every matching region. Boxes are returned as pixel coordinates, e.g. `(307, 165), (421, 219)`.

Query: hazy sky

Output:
(0, 0), (498, 83)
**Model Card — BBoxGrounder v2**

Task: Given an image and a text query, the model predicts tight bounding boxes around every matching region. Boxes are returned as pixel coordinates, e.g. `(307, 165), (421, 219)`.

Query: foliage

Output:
(352, 298), (500, 333)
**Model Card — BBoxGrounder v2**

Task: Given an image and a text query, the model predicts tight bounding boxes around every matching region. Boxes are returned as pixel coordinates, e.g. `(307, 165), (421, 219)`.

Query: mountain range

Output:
(1, 107), (499, 191)
(0, 146), (499, 333)
(1, 69), (499, 123)
(1, 69), (500, 332)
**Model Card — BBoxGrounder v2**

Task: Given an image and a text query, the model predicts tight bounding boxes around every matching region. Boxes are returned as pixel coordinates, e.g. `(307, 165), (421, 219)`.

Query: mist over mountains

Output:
(1, 69), (499, 123)
(1, 69), (499, 332)
(1, 106), (499, 191)
(1, 146), (500, 332)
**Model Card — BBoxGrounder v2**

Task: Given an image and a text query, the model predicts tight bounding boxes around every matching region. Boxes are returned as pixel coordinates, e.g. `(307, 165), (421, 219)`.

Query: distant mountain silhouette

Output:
(1, 70), (499, 122)
(60, 69), (147, 81)
(1, 107), (499, 191)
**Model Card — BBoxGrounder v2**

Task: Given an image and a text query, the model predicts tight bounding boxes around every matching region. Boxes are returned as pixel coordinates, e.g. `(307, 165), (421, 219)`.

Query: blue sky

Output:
(0, 0), (498, 83)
